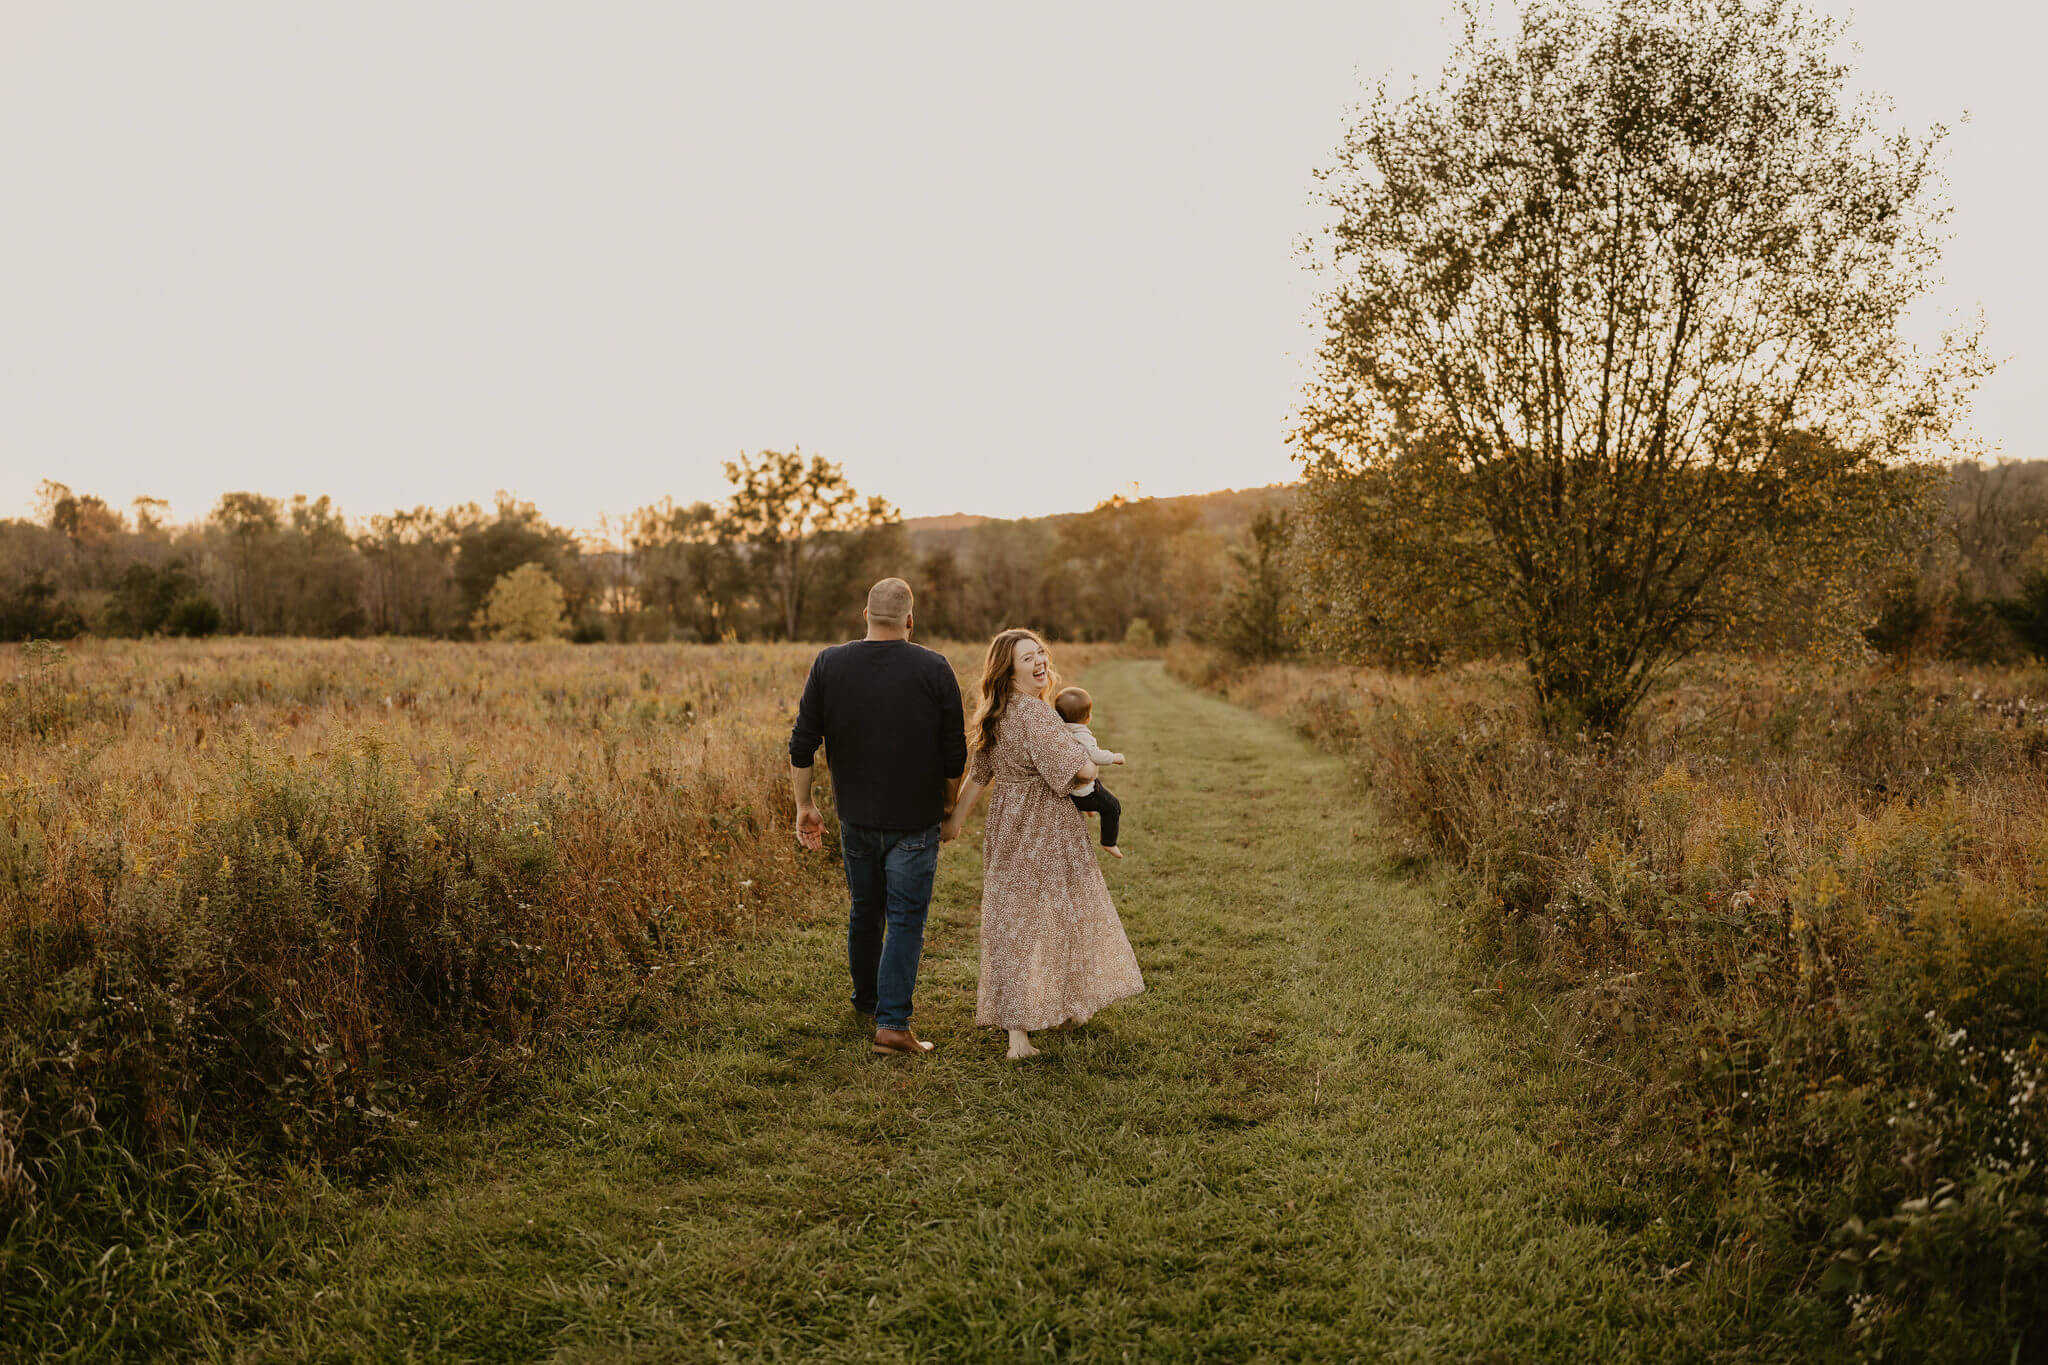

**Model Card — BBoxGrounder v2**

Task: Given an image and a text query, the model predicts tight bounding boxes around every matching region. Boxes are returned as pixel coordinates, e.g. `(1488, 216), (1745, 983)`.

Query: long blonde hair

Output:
(971, 627), (1061, 755)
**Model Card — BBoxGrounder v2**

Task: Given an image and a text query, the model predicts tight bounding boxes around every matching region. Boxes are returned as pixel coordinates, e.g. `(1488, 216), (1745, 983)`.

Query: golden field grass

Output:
(12, 632), (2042, 1358)
(1170, 645), (2048, 1355)
(1, 640), (831, 1251)
(2, 638), (835, 941)
(197, 660), (1758, 1364)
(3, 634), (1122, 949)
(0, 635), (1118, 1352)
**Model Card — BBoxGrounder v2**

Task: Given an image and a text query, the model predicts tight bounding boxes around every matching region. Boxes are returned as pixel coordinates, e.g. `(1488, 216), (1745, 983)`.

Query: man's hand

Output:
(791, 763), (823, 850)
(939, 817), (961, 844)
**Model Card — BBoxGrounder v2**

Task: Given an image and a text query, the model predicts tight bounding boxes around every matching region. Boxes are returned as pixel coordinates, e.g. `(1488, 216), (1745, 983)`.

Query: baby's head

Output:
(1054, 687), (1093, 724)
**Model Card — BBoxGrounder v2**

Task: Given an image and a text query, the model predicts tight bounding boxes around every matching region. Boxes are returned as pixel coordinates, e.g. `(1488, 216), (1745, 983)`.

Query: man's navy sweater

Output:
(788, 639), (967, 830)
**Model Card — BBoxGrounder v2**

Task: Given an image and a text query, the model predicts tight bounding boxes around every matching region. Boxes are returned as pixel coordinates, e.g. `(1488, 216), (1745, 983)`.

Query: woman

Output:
(941, 628), (1144, 1060)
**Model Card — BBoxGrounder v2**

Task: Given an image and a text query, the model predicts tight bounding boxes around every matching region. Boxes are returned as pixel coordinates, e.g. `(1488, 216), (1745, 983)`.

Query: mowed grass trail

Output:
(219, 660), (1724, 1362)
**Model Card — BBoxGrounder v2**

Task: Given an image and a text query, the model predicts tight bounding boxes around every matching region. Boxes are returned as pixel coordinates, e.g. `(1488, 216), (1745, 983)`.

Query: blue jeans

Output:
(839, 821), (940, 1032)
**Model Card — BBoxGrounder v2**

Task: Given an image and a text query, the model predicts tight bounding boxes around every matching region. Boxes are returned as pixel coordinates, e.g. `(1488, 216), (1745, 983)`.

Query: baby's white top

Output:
(1064, 720), (1116, 796)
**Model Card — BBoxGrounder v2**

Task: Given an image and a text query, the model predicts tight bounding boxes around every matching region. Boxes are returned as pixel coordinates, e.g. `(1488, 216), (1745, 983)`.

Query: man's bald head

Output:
(865, 578), (914, 628)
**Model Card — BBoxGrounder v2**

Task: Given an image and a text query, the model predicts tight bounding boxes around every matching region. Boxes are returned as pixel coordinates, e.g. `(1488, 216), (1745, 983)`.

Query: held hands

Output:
(795, 802), (825, 851)
(942, 774), (982, 845)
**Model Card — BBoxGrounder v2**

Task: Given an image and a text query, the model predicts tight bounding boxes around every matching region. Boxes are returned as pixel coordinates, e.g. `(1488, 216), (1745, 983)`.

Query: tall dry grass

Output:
(1, 634), (1124, 1320)
(0, 633), (1131, 1355)
(1, 639), (833, 1234)
(1172, 643), (2048, 1352)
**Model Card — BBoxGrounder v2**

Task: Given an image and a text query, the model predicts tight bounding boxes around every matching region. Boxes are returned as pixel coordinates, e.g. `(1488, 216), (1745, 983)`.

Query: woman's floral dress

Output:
(972, 693), (1144, 1030)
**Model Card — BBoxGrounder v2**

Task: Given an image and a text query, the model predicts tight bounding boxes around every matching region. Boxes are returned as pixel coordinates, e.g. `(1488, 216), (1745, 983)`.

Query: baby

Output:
(1053, 686), (1125, 858)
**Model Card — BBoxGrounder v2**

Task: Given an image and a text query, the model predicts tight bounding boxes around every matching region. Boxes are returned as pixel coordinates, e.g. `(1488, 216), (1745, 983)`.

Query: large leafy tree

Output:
(1296, 0), (1980, 732)
(720, 450), (897, 641)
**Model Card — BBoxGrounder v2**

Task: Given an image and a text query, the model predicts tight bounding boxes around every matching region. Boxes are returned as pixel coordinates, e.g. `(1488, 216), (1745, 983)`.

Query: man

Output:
(789, 577), (966, 1056)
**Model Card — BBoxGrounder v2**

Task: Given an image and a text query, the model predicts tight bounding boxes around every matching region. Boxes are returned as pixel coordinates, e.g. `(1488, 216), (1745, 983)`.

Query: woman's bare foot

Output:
(1005, 1028), (1039, 1061)
(1104, 845), (1123, 859)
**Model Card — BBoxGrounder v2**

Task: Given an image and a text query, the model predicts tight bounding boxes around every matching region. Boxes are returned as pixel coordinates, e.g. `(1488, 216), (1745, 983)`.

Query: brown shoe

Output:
(871, 1027), (934, 1056)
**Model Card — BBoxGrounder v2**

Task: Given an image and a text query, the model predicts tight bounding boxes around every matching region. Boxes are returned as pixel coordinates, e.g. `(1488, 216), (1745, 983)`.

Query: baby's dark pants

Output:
(1070, 781), (1121, 847)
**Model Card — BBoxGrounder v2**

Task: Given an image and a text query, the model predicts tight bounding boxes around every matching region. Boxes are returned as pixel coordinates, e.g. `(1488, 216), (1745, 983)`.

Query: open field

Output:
(8, 638), (2044, 1360)
(1173, 646), (2048, 1356)
(0, 636), (1108, 1355)
(90, 660), (1770, 1361)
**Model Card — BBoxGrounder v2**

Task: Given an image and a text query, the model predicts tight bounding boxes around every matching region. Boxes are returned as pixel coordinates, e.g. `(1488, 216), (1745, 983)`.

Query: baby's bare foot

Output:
(1104, 845), (1123, 859)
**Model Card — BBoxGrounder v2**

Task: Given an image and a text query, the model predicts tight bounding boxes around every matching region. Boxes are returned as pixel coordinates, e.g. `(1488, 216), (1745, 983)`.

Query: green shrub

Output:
(167, 594), (223, 638)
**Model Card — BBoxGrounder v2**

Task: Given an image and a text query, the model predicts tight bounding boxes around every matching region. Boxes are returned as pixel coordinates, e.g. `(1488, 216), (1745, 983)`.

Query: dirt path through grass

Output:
(227, 660), (1712, 1362)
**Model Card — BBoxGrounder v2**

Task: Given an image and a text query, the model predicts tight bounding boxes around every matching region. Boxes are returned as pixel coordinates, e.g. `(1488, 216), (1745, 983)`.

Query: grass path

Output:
(223, 661), (1723, 1362)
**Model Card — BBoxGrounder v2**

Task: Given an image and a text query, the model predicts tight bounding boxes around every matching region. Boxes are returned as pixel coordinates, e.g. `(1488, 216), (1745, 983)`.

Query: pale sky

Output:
(1, 2), (2040, 531)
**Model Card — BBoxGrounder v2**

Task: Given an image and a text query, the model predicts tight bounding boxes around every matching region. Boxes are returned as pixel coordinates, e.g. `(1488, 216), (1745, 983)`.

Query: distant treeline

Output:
(0, 456), (1294, 646)
(12, 455), (2042, 661)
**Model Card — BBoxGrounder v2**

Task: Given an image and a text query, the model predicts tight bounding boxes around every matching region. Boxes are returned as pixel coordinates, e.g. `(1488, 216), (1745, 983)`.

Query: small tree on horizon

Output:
(473, 562), (570, 642)
(1295, 0), (1981, 733)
